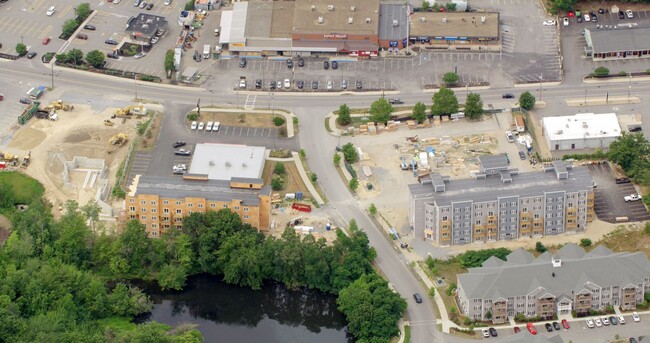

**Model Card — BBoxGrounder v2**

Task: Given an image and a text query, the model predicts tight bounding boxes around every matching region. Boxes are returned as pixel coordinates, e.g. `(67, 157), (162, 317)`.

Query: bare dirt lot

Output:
(6, 104), (138, 216)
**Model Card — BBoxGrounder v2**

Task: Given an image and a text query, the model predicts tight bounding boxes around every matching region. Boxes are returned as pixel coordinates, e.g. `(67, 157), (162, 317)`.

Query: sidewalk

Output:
(290, 151), (324, 205)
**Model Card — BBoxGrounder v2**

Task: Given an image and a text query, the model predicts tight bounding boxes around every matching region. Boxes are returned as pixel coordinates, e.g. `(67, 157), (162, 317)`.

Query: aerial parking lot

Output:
(588, 161), (650, 223)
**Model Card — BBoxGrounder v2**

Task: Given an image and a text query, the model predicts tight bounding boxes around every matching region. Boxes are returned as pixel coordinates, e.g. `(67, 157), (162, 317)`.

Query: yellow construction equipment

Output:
(21, 151), (31, 168)
(113, 104), (147, 118)
(109, 133), (128, 147)
(43, 100), (74, 112)
(103, 119), (114, 126)
(0, 152), (19, 164)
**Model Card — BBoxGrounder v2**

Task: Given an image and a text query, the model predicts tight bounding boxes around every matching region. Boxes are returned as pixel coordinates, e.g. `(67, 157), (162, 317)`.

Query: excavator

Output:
(43, 100), (74, 112)
(109, 133), (128, 147)
(113, 104), (147, 119)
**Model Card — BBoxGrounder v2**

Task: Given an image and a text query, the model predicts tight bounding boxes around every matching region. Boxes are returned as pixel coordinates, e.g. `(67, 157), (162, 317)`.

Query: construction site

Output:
(2, 100), (147, 222)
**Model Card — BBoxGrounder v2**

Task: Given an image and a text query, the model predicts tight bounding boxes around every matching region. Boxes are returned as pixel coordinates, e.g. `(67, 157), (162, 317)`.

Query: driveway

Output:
(589, 162), (650, 223)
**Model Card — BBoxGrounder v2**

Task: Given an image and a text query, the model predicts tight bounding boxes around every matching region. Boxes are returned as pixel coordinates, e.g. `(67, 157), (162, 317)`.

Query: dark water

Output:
(136, 274), (352, 343)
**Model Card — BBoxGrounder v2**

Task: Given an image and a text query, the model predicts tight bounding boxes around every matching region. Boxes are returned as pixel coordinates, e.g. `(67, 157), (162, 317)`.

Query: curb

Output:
(236, 90), (401, 97)
(423, 85), (491, 93)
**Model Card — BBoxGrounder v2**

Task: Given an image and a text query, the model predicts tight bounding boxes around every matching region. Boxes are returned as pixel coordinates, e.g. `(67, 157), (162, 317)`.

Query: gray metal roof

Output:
(378, 2), (408, 41)
(189, 144), (265, 181)
(409, 165), (593, 207)
(134, 175), (263, 206)
(245, 1), (273, 38)
(587, 27), (650, 54)
(479, 154), (509, 171)
(458, 244), (650, 300)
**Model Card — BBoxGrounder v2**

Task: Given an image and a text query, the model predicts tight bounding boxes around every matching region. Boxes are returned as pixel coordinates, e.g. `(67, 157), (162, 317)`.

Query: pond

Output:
(136, 274), (352, 343)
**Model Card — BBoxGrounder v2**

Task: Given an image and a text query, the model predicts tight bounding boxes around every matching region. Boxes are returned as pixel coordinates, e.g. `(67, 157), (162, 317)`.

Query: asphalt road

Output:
(2, 58), (650, 343)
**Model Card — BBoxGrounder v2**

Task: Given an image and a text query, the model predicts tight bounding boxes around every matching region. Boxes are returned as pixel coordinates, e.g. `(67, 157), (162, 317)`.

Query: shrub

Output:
(535, 241), (547, 253)
(442, 72), (460, 85)
(310, 173), (317, 182)
(273, 162), (286, 175)
(333, 153), (341, 166)
(446, 283), (457, 296)
(341, 143), (359, 163)
(15, 43), (27, 56)
(337, 104), (352, 126)
(594, 67), (609, 77)
(368, 203), (377, 215)
(429, 287), (436, 298)
(273, 117), (285, 126)
(300, 149), (306, 158)
(187, 113), (198, 121)
(579, 238), (592, 247)
(271, 175), (284, 190)
(426, 256), (435, 270)
(348, 178), (359, 192)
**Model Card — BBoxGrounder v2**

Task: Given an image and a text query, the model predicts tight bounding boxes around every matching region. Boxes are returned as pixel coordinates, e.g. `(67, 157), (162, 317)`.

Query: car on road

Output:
(296, 80), (304, 89)
(286, 59), (293, 68)
(618, 315), (626, 324)
(598, 8), (605, 14)
(134, 52), (146, 59)
(489, 328), (497, 337)
(586, 318), (595, 328)
(42, 37), (51, 45)
(172, 164), (186, 174)
(341, 80), (348, 89)
(284, 79), (291, 89)
(584, 14), (591, 22)
(563, 17), (569, 26)
(105, 39), (119, 45)
(298, 58), (304, 67)
(311, 80), (318, 89)
(46, 6), (56, 16)
(601, 317), (610, 326)
(481, 329), (490, 338)
(213, 122), (220, 132)
(594, 317), (602, 327)
(552, 322), (561, 330)
(632, 312), (640, 322)
(526, 323), (537, 335)
(356, 80), (362, 89)
(609, 316), (618, 325)
(239, 58), (247, 68)
(624, 194), (641, 202)
(388, 98), (404, 104)
(332, 61), (338, 69)
(83, 24), (96, 30)
(150, 37), (159, 44)
(577, 15), (583, 23)
(543, 20), (556, 26)
(616, 177), (631, 184)
(173, 141), (186, 148)
(619, 10), (626, 19)
(626, 10), (634, 18)
(323, 61), (329, 69)
(561, 319), (570, 329)
(198, 122), (205, 130)
(630, 338), (638, 343)
(20, 98), (32, 105)
(505, 131), (515, 142)
(190, 121), (197, 130)
(502, 93), (515, 99)
(545, 323), (553, 332)
(134, 0), (142, 6)
(175, 148), (191, 156)
(146, 3), (153, 10)
(26, 52), (37, 59)
(413, 293), (422, 303)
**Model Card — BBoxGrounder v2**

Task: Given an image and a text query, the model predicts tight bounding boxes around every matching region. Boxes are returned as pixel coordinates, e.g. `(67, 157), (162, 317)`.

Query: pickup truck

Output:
(388, 98), (404, 104)
(624, 194), (641, 202)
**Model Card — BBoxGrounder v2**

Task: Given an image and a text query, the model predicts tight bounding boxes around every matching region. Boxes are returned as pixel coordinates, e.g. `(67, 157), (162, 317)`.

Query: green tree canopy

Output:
(62, 19), (79, 37)
(412, 102), (427, 123)
(369, 98), (394, 124)
(549, 0), (576, 12)
(85, 50), (105, 68)
(442, 72), (459, 85)
(337, 104), (352, 126)
(519, 91), (536, 110)
(341, 142), (359, 163)
(607, 132), (650, 176)
(594, 67), (609, 77)
(464, 93), (484, 119)
(431, 87), (459, 116)
(75, 3), (91, 20)
(15, 43), (27, 56)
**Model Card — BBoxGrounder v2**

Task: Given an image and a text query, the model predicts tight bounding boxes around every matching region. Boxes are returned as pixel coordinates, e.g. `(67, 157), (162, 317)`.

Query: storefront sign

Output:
(323, 34), (348, 39)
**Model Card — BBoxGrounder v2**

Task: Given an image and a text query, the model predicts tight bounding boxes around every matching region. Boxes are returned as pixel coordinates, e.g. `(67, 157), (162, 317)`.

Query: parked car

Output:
(577, 15), (583, 23)
(598, 8), (605, 14)
(526, 323), (537, 335)
(146, 3), (153, 10)
(626, 10), (634, 18)
(632, 312), (640, 322)
(284, 79), (291, 89)
(311, 80), (319, 89)
(618, 315), (626, 324)
(42, 37), (51, 45)
(46, 6), (56, 16)
(105, 39), (119, 45)
(561, 319), (570, 329)
(341, 80), (348, 89)
(206, 121), (213, 131)
(563, 17), (569, 26)
(513, 327), (521, 333)
(610, 316), (618, 325)
(584, 14), (590, 22)
(255, 79), (262, 89)
(545, 323), (553, 332)
(332, 61), (338, 69)
(269, 80), (276, 90)
(543, 20), (556, 26)
(107, 51), (119, 59)
(165, 0), (172, 4)
(388, 98), (404, 104)
(600, 317), (609, 326)
(552, 322), (561, 330)
(413, 293), (422, 303)
(505, 131), (515, 142)
(594, 317), (602, 327)
(286, 59), (293, 68)
(139, 1), (147, 9)
(624, 194), (641, 202)
(619, 10), (626, 19)
(198, 122), (205, 130)
(326, 80), (333, 90)
(519, 151), (526, 160)
(83, 24), (96, 30)
(25, 52), (37, 59)
(239, 58), (247, 68)
(591, 13), (598, 22)
(323, 61), (329, 69)
(19, 98), (32, 105)
(173, 141), (186, 148)
(502, 93), (515, 99)
(190, 121), (197, 130)
(296, 80), (304, 89)
(616, 177), (631, 184)
(586, 318), (595, 328)
(76, 33), (88, 40)
(356, 80), (363, 89)
(174, 148), (191, 156)
(134, 52), (146, 59)
(150, 37), (159, 44)
(481, 329), (490, 338)
(298, 58), (304, 67)
(212, 122), (220, 132)
(489, 327), (497, 337)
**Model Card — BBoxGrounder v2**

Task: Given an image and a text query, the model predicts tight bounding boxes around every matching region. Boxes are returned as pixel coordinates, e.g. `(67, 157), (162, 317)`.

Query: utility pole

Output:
(51, 63), (54, 88)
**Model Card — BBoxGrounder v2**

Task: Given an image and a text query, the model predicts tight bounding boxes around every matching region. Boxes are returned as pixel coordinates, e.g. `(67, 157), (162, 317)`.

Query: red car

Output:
(513, 326), (521, 333)
(561, 319), (570, 329)
(526, 322), (537, 335)
(42, 37), (51, 45)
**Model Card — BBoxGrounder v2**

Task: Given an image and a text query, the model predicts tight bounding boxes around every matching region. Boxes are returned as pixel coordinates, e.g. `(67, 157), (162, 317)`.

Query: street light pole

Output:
(51, 63), (54, 88)
(539, 74), (543, 101)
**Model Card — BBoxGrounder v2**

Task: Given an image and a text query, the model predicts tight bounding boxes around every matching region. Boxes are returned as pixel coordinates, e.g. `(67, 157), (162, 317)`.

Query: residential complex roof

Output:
(188, 143), (266, 181)
(587, 27), (650, 54)
(409, 12), (499, 38)
(378, 2), (408, 41)
(409, 164), (593, 207)
(292, 0), (380, 35)
(132, 175), (266, 206)
(543, 113), (621, 142)
(458, 244), (650, 300)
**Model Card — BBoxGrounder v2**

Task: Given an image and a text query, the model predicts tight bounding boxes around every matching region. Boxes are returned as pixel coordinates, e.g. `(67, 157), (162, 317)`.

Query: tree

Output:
(54, 200), (92, 268)
(164, 49), (175, 76)
(333, 153), (341, 166)
(113, 220), (152, 275)
(485, 310), (492, 320)
(337, 104), (352, 126)
(349, 178), (359, 192)
(431, 87), (459, 116)
(421, 0), (431, 11)
(579, 239), (592, 247)
(0, 181), (15, 209)
(67, 48), (84, 65)
(271, 175), (284, 190)
(368, 203), (377, 215)
(62, 19), (79, 38)
(81, 200), (101, 231)
(608, 133), (650, 173)
(519, 91), (536, 110)
(550, 0), (576, 13)
(412, 102), (427, 123)
(337, 273), (407, 343)
(445, 3), (457, 11)
(218, 229), (266, 289)
(459, 248), (511, 268)
(310, 172), (318, 182)
(464, 93), (484, 119)
(273, 117), (285, 126)
(340, 142), (359, 163)
(369, 98), (394, 124)
(273, 162), (286, 175)
(75, 3), (91, 20)
(85, 50), (105, 69)
(15, 43), (27, 56)
(442, 72), (459, 85)
(594, 66), (609, 77)
(535, 241), (547, 253)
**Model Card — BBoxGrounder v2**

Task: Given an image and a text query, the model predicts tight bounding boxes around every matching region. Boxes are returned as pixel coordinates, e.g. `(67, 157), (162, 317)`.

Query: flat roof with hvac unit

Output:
(188, 143), (266, 181)
(125, 13), (168, 39)
(409, 12), (499, 40)
(292, 0), (380, 36)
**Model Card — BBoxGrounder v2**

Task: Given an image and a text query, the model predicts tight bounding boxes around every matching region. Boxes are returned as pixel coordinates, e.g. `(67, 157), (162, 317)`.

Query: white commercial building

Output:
(542, 113), (621, 151)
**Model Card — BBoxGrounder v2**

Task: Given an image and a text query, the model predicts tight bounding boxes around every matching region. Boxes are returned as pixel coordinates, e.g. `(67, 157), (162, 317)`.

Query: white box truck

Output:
(203, 44), (211, 59)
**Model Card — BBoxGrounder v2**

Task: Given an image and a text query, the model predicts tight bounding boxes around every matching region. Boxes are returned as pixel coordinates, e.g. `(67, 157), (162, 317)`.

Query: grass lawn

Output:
(0, 171), (44, 205)
(262, 161), (311, 198)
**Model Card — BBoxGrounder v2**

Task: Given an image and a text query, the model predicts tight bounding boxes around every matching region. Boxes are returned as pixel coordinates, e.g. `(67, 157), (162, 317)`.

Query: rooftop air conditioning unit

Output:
(318, 16), (324, 24)
(365, 17), (371, 23)
(328, 4), (334, 11)
(392, 19), (399, 27)
(351, 6), (356, 11)
(481, 16), (486, 23)
(348, 17), (354, 24)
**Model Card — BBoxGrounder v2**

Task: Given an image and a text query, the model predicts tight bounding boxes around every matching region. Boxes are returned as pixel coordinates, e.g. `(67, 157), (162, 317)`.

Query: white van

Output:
(203, 45), (211, 59)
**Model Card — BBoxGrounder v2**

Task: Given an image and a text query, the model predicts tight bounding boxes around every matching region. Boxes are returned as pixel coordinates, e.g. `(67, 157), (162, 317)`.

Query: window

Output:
(152, 216), (157, 221)
(234, 206), (240, 210)
(511, 201), (516, 206)
(534, 214), (540, 219)
(500, 203), (507, 208)
(534, 198), (542, 203)
(130, 198), (135, 203)
(151, 223), (157, 228)
(210, 203), (216, 208)
(475, 220), (482, 225)
(163, 200), (169, 205)
(454, 208), (461, 213)
(547, 213), (553, 218)
(510, 209), (516, 214)
(140, 200), (146, 205)
(129, 206), (135, 211)
(163, 208), (169, 214)
(463, 214), (470, 219)
(556, 197), (563, 202)
(141, 216), (147, 220)
(151, 208), (157, 213)
(198, 203), (204, 208)
(188, 210), (193, 214)
(244, 207), (249, 212)
(223, 204), (229, 208)
(488, 211), (494, 216)
(150, 201), (156, 205)
(188, 203), (193, 208)
(141, 208), (147, 213)
(176, 209), (182, 214)
(547, 205), (553, 210)
(522, 207), (528, 213)
(568, 202), (574, 207)
(500, 210), (506, 215)
(454, 215), (460, 221)
(556, 205), (563, 210)
(243, 215), (249, 219)
(442, 216), (448, 221)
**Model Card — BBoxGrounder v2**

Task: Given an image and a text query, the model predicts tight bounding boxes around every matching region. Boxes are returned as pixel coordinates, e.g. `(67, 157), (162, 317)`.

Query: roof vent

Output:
(242, 163), (247, 168)
(556, 130), (563, 134)
(318, 16), (324, 24)
(328, 4), (334, 11)
(582, 122), (588, 128)
(225, 161), (231, 167)
(392, 19), (399, 27)
(481, 16), (486, 23)
(348, 16), (354, 24)
(420, 17), (426, 22)
(442, 17), (447, 23)
(311, 5), (315, 11)
(209, 160), (215, 166)
(365, 17), (371, 23)
(552, 258), (562, 268)
(351, 5), (356, 11)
